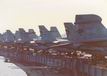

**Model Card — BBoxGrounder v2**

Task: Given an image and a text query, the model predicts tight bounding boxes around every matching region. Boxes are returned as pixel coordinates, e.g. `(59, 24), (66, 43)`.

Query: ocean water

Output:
(0, 56), (27, 76)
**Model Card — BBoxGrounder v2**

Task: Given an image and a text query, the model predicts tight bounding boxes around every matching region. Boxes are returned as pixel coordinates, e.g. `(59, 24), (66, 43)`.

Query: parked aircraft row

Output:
(0, 14), (107, 57)
(0, 26), (63, 43)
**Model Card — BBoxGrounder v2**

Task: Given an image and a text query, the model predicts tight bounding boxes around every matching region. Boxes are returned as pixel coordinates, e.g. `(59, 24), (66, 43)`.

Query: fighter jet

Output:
(39, 25), (57, 43)
(38, 25), (68, 44)
(50, 26), (62, 39)
(28, 29), (39, 41)
(14, 28), (30, 43)
(2, 30), (15, 43)
(64, 14), (107, 56)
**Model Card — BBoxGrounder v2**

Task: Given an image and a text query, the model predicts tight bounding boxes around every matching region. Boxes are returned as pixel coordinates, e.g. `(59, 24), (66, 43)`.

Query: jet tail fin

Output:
(64, 22), (78, 42)
(39, 25), (49, 36)
(50, 26), (61, 38)
(39, 25), (56, 42)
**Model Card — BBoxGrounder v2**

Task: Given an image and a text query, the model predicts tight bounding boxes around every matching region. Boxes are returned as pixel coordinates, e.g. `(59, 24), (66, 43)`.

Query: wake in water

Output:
(0, 56), (27, 76)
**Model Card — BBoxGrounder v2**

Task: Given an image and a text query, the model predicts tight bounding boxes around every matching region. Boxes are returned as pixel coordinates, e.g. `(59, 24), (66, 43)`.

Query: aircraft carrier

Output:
(0, 14), (107, 76)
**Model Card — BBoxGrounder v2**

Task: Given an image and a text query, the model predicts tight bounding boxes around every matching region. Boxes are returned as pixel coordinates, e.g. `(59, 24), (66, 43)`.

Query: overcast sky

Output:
(0, 0), (107, 35)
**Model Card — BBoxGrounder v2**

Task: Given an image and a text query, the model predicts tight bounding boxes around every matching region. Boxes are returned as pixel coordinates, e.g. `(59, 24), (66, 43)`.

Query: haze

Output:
(0, 0), (107, 35)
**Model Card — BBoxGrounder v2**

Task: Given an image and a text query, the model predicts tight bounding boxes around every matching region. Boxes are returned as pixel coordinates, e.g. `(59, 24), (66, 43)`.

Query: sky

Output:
(0, 0), (107, 35)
